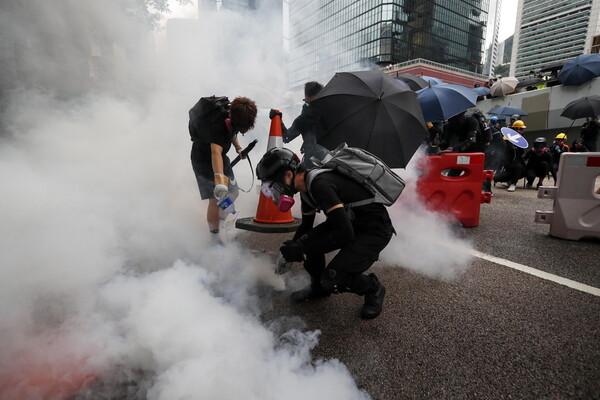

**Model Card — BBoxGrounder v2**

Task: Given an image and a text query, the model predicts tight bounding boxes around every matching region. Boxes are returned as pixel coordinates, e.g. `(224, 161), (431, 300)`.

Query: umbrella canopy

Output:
(416, 83), (478, 122)
(487, 106), (528, 118)
(421, 75), (444, 86)
(558, 54), (600, 86)
(517, 76), (543, 88)
(472, 86), (490, 96)
(394, 73), (429, 91)
(537, 61), (565, 74)
(560, 95), (600, 120)
(489, 77), (519, 97)
(310, 70), (427, 168)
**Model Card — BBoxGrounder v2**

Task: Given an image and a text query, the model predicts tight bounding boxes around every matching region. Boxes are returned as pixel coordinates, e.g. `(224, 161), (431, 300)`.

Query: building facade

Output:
(510, 0), (600, 78)
(482, 0), (502, 78)
(287, 0), (491, 90)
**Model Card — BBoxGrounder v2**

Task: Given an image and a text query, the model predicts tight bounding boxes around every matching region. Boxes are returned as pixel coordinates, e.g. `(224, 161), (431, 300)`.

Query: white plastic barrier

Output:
(535, 152), (600, 240)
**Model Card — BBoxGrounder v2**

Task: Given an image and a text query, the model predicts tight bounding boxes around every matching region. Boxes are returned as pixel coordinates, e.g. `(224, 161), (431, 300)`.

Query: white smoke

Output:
(0, 1), (371, 399)
(382, 151), (474, 280)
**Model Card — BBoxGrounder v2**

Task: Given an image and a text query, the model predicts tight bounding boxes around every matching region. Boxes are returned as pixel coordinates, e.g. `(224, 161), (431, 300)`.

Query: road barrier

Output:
(417, 153), (493, 227)
(535, 152), (600, 240)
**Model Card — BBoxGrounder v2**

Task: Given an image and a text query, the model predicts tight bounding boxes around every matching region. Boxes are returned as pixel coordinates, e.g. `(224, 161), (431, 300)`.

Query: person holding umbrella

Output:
(256, 147), (393, 320)
(581, 117), (599, 152)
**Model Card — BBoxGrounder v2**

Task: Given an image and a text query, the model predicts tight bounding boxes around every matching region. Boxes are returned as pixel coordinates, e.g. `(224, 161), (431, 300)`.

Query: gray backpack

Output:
(305, 143), (405, 208)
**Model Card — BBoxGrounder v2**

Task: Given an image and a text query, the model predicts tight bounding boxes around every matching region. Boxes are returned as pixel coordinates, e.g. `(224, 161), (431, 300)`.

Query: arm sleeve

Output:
(293, 213), (315, 241)
(302, 207), (354, 254)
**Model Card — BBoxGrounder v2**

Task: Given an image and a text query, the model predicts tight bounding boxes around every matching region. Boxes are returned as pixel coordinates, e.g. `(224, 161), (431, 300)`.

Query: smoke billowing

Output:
(0, 1), (472, 398)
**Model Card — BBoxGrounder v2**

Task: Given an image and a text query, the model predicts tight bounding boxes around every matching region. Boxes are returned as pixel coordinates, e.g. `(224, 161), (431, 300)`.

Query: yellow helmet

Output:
(555, 133), (567, 140)
(426, 122), (434, 129)
(511, 120), (526, 129)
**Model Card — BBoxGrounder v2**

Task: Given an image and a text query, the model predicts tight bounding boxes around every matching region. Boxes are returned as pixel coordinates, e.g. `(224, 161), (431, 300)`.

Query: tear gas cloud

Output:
(0, 2), (368, 399)
(0, 1), (471, 398)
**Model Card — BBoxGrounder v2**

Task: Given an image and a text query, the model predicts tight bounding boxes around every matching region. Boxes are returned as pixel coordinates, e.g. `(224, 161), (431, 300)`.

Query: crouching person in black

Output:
(256, 147), (393, 319)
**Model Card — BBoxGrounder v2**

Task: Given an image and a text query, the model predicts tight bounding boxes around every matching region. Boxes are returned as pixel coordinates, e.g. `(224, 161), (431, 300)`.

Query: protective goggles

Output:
(261, 181), (295, 212)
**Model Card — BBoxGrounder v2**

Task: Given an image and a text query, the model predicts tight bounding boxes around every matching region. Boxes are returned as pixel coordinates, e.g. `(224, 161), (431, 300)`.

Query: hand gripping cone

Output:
(235, 111), (301, 233)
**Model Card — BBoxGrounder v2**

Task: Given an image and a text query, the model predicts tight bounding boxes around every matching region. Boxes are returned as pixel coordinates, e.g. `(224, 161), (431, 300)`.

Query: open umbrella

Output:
(560, 95), (600, 120)
(472, 86), (490, 96)
(421, 75), (444, 86)
(394, 73), (429, 91)
(310, 70), (427, 168)
(416, 83), (478, 122)
(487, 105), (528, 118)
(558, 54), (600, 86)
(537, 61), (565, 74)
(489, 77), (519, 97)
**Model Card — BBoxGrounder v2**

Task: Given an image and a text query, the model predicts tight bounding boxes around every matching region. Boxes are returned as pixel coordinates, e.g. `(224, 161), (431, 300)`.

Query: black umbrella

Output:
(394, 73), (429, 91)
(560, 95), (600, 119)
(310, 70), (427, 168)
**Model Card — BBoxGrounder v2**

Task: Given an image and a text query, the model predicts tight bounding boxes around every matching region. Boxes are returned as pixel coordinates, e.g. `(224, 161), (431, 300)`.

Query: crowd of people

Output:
(424, 112), (600, 193)
(184, 80), (599, 320)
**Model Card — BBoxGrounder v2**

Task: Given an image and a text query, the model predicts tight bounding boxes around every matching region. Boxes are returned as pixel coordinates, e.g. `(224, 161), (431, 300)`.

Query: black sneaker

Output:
(290, 285), (331, 302)
(361, 274), (386, 319)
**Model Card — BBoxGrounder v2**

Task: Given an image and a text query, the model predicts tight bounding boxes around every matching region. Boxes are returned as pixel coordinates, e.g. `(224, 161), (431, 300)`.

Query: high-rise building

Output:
(510, 0), (600, 78)
(287, 0), (491, 90)
(482, 0), (502, 78)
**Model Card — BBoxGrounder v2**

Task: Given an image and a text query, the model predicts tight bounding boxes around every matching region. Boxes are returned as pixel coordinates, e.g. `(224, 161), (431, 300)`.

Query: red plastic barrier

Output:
(417, 153), (493, 227)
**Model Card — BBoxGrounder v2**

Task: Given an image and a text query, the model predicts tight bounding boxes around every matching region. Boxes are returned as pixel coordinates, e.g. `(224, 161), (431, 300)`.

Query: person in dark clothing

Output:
(571, 139), (589, 152)
(483, 116), (504, 192)
(549, 133), (570, 183)
(190, 97), (257, 246)
(274, 81), (326, 166)
(494, 137), (525, 192)
(524, 137), (552, 188)
(256, 147), (393, 319)
(441, 111), (481, 153)
(425, 121), (443, 155)
(580, 117), (599, 152)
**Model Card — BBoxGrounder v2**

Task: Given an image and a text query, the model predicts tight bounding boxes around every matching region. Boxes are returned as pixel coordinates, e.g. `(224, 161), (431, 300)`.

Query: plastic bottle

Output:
(217, 197), (237, 218)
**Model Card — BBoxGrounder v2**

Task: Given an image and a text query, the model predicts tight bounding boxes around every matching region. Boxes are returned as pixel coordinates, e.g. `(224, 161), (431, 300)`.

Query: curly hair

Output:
(230, 97), (257, 133)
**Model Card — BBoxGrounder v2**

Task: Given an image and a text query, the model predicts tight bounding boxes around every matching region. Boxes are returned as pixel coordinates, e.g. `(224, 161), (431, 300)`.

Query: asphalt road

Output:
(238, 180), (600, 400)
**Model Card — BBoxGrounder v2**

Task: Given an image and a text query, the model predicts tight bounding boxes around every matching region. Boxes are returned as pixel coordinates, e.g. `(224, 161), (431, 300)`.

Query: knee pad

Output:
(320, 269), (347, 294)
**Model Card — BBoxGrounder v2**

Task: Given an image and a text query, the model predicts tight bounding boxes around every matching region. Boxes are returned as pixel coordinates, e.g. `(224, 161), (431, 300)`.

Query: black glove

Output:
(280, 240), (306, 262)
(269, 109), (282, 119)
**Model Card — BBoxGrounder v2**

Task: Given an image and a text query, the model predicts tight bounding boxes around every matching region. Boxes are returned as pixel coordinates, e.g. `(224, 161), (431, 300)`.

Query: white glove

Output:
(214, 184), (228, 201)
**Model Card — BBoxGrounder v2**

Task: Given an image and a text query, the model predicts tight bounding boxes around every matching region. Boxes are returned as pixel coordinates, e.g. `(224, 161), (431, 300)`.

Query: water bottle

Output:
(217, 197), (236, 218)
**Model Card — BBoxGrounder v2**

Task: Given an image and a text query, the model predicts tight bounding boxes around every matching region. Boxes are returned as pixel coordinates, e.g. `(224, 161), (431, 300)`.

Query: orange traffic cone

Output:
(253, 112), (294, 224)
(235, 110), (301, 233)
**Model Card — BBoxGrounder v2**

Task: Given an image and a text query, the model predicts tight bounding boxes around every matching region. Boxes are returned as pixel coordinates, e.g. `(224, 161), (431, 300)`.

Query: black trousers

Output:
(303, 220), (393, 295)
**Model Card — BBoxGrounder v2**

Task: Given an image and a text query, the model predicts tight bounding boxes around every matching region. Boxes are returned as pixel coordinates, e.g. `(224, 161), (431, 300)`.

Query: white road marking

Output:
(472, 250), (600, 297)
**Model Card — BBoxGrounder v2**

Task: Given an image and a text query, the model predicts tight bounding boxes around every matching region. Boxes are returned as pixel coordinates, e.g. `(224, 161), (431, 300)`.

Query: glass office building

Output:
(511, 0), (594, 78)
(288, 0), (490, 89)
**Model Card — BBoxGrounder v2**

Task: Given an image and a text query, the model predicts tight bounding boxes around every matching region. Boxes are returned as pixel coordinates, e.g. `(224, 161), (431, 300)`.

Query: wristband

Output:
(214, 173), (229, 186)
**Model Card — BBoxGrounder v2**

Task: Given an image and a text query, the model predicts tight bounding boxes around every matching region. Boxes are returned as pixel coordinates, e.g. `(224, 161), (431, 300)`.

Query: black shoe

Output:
(361, 274), (386, 319)
(291, 285), (331, 303)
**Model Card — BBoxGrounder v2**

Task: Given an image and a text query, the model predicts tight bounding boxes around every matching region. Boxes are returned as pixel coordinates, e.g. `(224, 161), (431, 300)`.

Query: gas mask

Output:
(261, 180), (296, 212)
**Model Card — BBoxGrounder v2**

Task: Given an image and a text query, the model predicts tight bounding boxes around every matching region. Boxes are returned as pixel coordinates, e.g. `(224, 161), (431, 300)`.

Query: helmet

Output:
(256, 147), (300, 182)
(490, 116), (498, 122)
(555, 133), (567, 140)
(534, 137), (547, 145)
(511, 120), (526, 129)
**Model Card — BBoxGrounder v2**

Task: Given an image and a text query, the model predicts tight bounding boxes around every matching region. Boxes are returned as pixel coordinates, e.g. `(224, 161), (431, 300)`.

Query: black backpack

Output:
(188, 96), (230, 142)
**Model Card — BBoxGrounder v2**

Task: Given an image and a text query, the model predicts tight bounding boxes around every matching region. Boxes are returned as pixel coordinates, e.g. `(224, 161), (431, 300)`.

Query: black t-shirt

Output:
(301, 171), (389, 227)
(191, 116), (236, 170)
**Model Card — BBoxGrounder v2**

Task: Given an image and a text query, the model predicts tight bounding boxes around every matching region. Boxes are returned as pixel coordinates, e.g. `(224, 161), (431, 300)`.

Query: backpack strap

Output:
(305, 168), (376, 210)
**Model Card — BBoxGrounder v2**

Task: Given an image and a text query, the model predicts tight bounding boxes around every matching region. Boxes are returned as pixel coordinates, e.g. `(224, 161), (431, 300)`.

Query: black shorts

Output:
(191, 144), (238, 200)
